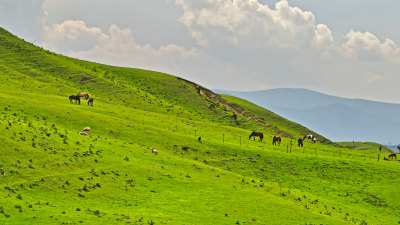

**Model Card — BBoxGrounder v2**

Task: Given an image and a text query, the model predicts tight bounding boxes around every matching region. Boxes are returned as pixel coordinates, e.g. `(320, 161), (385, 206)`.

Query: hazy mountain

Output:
(215, 88), (400, 144)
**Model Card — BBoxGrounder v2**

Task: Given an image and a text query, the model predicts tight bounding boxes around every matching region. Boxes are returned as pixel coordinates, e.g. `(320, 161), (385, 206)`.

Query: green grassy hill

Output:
(1, 27), (399, 224)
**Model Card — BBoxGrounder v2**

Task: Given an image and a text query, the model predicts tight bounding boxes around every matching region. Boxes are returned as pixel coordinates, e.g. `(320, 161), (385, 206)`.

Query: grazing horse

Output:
(298, 138), (303, 147)
(304, 134), (316, 143)
(195, 85), (201, 94)
(249, 131), (263, 142)
(272, 136), (281, 146)
(88, 98), (94, 106)
(77, 92), (89, 100)
(303, 134), (313, 140)
(389, 153), (397, 160)
(69, 95), (80, 104)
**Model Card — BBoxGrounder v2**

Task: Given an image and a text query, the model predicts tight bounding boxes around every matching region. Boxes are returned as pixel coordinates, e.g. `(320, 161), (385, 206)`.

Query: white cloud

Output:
(312, 24), (337, 58)
(175, 0), (324, 50)
(175, 0), (400, 64)
(43, 20), (197, 73)
(342, 30), (400, 63)
(43, 20), (108, 50)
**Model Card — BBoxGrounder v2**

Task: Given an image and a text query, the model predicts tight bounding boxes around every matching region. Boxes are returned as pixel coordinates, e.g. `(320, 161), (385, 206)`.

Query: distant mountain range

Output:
(215, 88), (400, 144)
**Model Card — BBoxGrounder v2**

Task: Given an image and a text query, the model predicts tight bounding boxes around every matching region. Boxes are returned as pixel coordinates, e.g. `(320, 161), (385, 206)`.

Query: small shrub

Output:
(93, 210), (100, 217)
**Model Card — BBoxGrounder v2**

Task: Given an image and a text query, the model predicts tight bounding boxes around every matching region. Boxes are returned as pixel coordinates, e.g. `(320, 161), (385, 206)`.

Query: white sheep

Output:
(79, 132), (89, 136)
(82, 127), (91, 132)
(151, 148), (159, 155)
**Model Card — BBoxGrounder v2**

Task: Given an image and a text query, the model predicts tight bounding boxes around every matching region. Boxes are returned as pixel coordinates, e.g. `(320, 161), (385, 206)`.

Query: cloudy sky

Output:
(1, 0), (400, 103)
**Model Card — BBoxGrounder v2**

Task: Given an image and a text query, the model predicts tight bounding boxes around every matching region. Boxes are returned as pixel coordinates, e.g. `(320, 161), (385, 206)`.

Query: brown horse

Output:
(195, 85), (201, 94)
(272, 136), (281, 146)
(88, 98), (94, 106)
(77, 92), (89, 100)
(389, 153), (397, 160)
(249, 131), (263, 142)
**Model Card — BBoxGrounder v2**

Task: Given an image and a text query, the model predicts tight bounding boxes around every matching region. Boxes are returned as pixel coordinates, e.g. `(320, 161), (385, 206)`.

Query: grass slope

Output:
(337, 142), (391, 152)
(0, 27), (399, 224)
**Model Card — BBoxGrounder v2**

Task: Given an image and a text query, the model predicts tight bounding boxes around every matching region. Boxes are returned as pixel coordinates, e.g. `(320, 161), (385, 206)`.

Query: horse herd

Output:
(69, 92), (94, 106)
(249, 131), (400, 161)
(249, 131), (317, 147)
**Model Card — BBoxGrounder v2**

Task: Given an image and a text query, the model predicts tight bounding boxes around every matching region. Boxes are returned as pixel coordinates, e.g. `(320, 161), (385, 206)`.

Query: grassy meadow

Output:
(0, 27), (399, 224)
